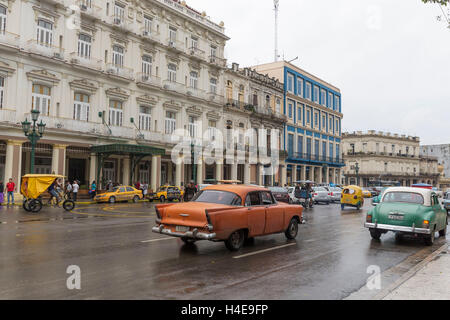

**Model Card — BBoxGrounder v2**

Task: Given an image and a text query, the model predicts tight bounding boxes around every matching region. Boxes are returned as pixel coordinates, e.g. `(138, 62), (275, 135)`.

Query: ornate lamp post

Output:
(355, 162), (360, 186)
(191, 141), (197, 184)
(21, 110), (46, 174)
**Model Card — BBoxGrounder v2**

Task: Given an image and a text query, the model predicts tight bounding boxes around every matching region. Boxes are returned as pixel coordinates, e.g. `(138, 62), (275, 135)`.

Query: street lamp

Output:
(355, 162), (360, 186)
(191, 141), (197, 184)
(21, 109), (46, 174)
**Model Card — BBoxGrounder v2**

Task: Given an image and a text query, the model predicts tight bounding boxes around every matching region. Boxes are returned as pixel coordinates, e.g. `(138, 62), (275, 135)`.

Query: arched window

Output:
(109, 100), (123, 127)
(0, 5), (6, 33)
(73, 92), (90, 121)
(265, 95), (270, 107)
(0, 76), (4, 109)
(32, 84), (51, 115)
(189, 71), (198, 89)
(168, 63), (177, 82)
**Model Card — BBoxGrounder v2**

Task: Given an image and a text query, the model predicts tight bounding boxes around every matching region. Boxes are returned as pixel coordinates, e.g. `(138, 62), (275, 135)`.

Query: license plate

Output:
(176, 226), (190, 232)
(388, 215), (404, 221)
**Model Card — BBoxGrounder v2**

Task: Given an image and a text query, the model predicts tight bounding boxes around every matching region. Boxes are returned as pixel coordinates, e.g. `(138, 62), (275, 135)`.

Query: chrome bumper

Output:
(364, 222), (431, 235)
(152, 225), (216, 240)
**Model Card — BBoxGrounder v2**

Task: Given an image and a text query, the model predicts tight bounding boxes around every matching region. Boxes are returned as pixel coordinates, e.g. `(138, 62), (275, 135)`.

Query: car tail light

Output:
(366, 214), (372, 223)
(314, 193), (318, 196)
(331, 192), (334, 196)
(328, 193), (331, 196)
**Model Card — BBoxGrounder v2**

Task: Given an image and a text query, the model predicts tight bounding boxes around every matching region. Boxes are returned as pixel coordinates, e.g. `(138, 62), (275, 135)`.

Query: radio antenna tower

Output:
(274, 0), (280, 62)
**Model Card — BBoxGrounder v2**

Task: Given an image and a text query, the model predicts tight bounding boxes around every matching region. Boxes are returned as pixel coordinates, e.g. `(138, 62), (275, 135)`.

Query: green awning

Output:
(91, 144), (166, 156)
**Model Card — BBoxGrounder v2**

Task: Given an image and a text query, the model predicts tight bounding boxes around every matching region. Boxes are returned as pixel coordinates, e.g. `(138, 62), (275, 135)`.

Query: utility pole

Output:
(274, 0), (279, 62)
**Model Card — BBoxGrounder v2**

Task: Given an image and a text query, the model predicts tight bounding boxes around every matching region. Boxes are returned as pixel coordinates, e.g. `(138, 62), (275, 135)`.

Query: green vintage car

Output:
(365, 187), (448, 246)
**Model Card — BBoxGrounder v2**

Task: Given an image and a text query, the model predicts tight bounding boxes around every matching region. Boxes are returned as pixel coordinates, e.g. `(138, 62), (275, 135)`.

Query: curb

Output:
(374, 243), (449, 300)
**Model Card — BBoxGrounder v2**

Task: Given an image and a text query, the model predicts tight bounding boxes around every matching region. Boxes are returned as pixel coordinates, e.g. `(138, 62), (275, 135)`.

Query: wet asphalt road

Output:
(0, 200), (448, 300)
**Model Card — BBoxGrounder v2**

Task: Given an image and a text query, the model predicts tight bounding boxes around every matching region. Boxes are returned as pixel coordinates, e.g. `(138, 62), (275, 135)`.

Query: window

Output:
(329, 117), (333, 133)
(314, 112), (318, 126)
(305, 82), (311, 100)
(245, 192), (261, 206)
(329, 143), (334, 160)
(298, 106), (302, 122)
(209, 78), (217, 94)
(139, 106), (151, 131)
(73, 93), (90, 121)
(188, 116), (197, 138)
(114, 3), (125, 22)
(143, 16), (152, 34)
(313, 86), (319, 103)
(112, 45), (124, 67)
(167, 63), (177, 82)
(322, 114), (326, 130)
(142, 55), (152, 76)
(335, 96), (340, 111)
(265, 95), (270, 108)
(288, 102), (293, 118)
(276, 98), (281, 113)
(190, 36), (198, 49)
(322, 141), (327, 159)
(109, 100), (123, 127)
(208, 120), (217, 141)
(321, 89), (326, 106)
(189, 71), (198, 89)
(169, 27), (177, 43)
(0, 76), (4, 109)
(328, 92), (333, 108)
(165, 111), (176, 134)
(0, 5), (6, 34)
(335, 119), (339, 133)
(306, 109), (311, 124)
(78, 34), (91, 59)
(37, 19), (53, 47)
(32, 84), (51, 115)
(210, 45), (217, 58)
(287, 74), (294, 93)
(336, 144), (340, 161)
(297, 78), (303, 97)
(193, 190), (242, 206)
(261, 191), (274, 205)
(297, 135), (303, 154)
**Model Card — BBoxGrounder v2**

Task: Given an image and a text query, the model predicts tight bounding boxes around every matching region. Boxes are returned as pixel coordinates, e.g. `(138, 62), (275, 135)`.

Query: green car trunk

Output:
(371, 202), (433, 229)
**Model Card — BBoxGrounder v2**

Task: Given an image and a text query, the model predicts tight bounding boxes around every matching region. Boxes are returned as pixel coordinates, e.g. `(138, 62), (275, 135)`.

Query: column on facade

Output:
(89, 153), (97, 185)
(311, 166), (316, 183)
(51, 145), (67, 176)
(257, 164), (264, 186)
(4, 140), (24, 196)
(325, 167), (330, 184)
(231, 161), (238, 181)
(122, 157), (130, 186)
(197, 157), (204, 185)
(176, 157), (185, 188)
(338, 169), (343, 185)
(318, 166), (323, 184)
(281, 164), (287, 187)
(331, 168), (336, 184)
(244, 163), (251, 185)
(151, 155), (161, 192)
(216, 159), (223, 181)
(301, 165), (306, 181)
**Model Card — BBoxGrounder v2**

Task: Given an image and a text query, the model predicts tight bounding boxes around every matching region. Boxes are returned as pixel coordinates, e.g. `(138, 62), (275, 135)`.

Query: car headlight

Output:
(423, 220), (430, 229)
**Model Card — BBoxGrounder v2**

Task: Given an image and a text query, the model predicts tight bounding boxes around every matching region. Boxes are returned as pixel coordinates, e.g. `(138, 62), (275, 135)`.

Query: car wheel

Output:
(424, 228), (436, 246)
(133, 196), (140, 203)
(395, 232), (403, 242)
(160, 196), (165, 203)
(181, 237), (196, 245)
(285, 218), (299, 240)
(225, 230), (245, 251)
(109, 196), (116, 204)
(357, 203), (361, 210)
(370, 229), (382, 240)
(439, 220), (447, 237)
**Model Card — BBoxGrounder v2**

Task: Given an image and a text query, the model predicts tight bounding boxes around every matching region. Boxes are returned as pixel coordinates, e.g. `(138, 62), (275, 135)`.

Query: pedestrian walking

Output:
(0, 181), (4, 205)
(89, 181), (97, 199)
(65, 180), (73, 199)
(142, 183), (148, 198)
(72, 180), (79, 202)
(6, 178), (15, 205)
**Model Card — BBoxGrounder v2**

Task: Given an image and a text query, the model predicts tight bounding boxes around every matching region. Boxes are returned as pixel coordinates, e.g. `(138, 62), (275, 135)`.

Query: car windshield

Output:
(192, 190), (242, 206)
(383, 192), (424, 205)
(112, 187), (119, 192)
(269, 187), (287, 193)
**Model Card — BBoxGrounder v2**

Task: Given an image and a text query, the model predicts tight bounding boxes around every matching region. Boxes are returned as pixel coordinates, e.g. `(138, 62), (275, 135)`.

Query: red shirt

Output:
(6, 182), (15, 192)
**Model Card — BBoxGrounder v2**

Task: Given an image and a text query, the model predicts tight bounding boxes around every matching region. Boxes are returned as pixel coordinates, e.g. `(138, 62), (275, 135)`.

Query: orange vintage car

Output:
(152, 185), (305, 251)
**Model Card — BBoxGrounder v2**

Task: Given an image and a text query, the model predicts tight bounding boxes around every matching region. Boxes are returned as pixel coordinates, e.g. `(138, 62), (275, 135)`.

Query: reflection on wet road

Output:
(0, 201), (447, 299)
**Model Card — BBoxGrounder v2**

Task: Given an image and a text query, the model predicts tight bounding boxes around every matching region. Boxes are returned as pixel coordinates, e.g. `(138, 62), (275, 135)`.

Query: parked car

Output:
(269, 187), (291, 204)
(443, 192), (450, 214)
(152, 185), (305, 251)
(151, 186), (184, 202)
(329, 187), (343, 202)
(312, 187), (331, 204)
(341, 185), (364, 210)
(365, 187), (448, 245)
(95, 186), (143, 204)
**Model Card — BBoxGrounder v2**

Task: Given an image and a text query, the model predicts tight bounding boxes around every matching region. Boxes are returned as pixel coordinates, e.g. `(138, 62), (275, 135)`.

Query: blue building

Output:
(254, 61), (345, 185)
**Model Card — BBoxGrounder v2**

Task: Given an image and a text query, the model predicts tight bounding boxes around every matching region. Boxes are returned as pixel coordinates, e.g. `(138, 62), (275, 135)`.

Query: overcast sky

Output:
(187, 0), (450, 145)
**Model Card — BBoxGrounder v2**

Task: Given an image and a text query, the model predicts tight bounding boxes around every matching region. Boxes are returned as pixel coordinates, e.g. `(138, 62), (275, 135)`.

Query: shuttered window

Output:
(73, 93), (90, 121)
(32, 84), (51, 115)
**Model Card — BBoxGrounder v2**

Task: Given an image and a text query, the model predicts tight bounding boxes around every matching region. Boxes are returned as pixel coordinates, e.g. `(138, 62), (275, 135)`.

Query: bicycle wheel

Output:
(29, 199), (43, 213)
(63, 200), (75, 212)
(22, 199), (32, 212)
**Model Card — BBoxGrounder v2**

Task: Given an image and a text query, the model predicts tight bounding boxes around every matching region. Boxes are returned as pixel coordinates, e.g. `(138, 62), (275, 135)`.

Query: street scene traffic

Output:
(0, 0), (449, 304)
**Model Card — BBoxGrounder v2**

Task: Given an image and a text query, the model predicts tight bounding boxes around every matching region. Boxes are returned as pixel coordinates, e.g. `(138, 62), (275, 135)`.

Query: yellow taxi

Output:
(341, 185), (364, 210)
(362, 189), (373, 198)
(95, 186), (143, 204)
(152, 186), (184, 202)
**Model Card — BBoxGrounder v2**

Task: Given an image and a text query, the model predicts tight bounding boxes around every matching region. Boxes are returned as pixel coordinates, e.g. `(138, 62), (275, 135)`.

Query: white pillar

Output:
(151, 155), (161, 192)
(244, 163), (251, 185)
(319, 166), (323, 184)
(52, 147), (58, 174)
(311, 166), (315, 183)
(216, 159), (223, 181)
(4, 140), (23, 198)
(197, 158), (203, 184)
(89, 153), (97, 185)
(301, 165), (306, 181)
(176, 158), (183, 187)
(281, 164), (287, 186)
(231, 161), (238, 181)
(123, 157), (130, 186)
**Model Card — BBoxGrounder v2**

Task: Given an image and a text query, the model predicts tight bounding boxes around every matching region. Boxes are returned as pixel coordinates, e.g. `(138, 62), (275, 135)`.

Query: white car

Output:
(312, 187), (331, 204)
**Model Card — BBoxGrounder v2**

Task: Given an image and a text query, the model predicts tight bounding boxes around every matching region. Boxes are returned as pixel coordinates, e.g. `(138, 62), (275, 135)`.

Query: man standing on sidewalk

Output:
(72, 180), (79, 202)
(6, 178), (15, 205)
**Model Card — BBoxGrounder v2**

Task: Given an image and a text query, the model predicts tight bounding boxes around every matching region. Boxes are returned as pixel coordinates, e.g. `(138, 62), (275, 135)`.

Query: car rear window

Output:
(314, 187), (326, 192)
(383, 192), (424, 205)
(269, 187), (287, 193)
(192, 190), (242, 206)
(343, 189), (355, 195)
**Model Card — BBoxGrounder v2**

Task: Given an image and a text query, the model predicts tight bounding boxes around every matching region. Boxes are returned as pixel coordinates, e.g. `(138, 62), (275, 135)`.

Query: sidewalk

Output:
(384, 245), (450, 300)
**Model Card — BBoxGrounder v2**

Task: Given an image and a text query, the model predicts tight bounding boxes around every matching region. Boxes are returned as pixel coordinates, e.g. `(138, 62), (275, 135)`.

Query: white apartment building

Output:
(0, 0), (236, 192)
(342, 131), (440, 187)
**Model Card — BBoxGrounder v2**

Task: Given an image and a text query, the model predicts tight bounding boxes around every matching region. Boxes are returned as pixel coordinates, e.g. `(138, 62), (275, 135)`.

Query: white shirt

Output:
(72, 183), (79, 193)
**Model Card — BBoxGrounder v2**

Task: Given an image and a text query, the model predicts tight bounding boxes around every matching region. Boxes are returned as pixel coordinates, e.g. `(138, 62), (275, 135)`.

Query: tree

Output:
(422, 0), (449, 5)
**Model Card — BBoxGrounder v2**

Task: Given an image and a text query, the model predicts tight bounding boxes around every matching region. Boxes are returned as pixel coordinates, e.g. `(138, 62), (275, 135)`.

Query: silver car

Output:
(329, 187), (342, 202)
(312, 187), (331, 204)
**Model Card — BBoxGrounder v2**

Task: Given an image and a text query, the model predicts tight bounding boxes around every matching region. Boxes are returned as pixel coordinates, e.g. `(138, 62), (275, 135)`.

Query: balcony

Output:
(288, 152), (345, 165)
(166, 38), (185, 52)
(0, 109), (17, 124)
(105, 63), (134, 81)
(109, 126), (135, 139)
(186, 86), (205, 100)
(139, 28), (160, 43)
(208, 55), (227, 68)
(70, 52), (103, 71)
(25, 40), (65, 60)
(0, 31), (20, 49)
(162, 80), (186, 94)
(40, 0), (67, 7)
(224, 99), (251, 112)
(24, 114), (104, 135)
(76, 0), (102, 20)
(136, 73), (162, 88)
(187, 46), (205, 60)
(207, 92), (224, 104)
(109, 15), (134, 33)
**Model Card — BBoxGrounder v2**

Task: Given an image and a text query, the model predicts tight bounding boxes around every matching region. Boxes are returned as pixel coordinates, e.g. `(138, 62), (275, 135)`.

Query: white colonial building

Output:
(0, 0), (287, 195)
